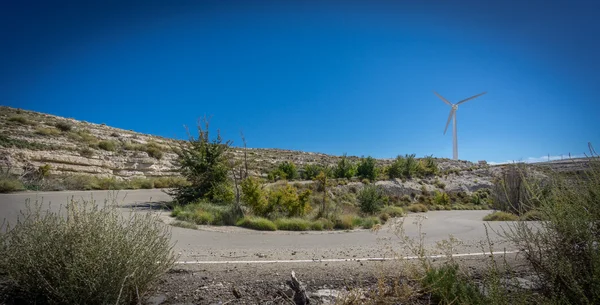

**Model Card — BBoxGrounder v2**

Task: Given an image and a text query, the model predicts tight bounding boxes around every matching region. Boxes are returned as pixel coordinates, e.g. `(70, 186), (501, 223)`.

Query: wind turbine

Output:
(434, 91), (487, 160)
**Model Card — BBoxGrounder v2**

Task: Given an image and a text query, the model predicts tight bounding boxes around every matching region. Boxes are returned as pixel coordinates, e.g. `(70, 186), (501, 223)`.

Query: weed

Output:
(380, 206), (404, 218)
(0, 177), (25, 193)
(171, 220), (197, 230)
(35, 127), (61, 136)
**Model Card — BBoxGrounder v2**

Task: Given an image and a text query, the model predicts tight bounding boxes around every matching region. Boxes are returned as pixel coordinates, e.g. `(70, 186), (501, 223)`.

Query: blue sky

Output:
(1, 0), (599, 163)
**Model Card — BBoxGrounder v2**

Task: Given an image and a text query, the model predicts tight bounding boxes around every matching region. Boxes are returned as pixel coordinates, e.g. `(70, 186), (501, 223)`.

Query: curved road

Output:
(0, 189), (517, 262)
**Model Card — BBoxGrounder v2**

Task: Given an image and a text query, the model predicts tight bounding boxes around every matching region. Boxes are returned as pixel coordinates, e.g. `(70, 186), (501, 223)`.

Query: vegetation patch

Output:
(0, 177), (25, 193)
(0, 198), (175, 305)
(407, 203), (428, 213)
(98, 140), (117, 151)
(7, 115), (35, 126)
(34, 127), (61, 136)
(274, 218), (312, 231)
(236, 216), (277, 231)
(483, 211), (519, 221)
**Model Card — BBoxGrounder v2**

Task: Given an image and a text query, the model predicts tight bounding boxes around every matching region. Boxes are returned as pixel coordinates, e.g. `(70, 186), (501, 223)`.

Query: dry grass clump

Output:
(0, 197), (176, 304)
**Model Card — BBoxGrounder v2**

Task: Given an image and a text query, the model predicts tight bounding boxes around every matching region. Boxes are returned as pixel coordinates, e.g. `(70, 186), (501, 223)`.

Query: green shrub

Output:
(357, 184), (388, 214)
(301, 164), (331, 180)
(316, 218), (334, 230)
(357, 156), (379, 181)
(434, 179), (446, 189)
(153, 176), (189, 189)
(192, 210), (215, 225)
(381, 206), (404, 218)
(172, 201), (240, 226)
(274, 218), (311, 231)
(334, 214), (357, 230)
(35, 127), (61, 136)
(267, 183), (312, 218)
(0, 177), (25, 193)
(379, 213), (389, 222)
(7, 115), (34, 125)
(168, 118), (233, 205)
(483, 211), (519, 221)
(361, 216), (380, 229)
(422, 264), (487, 305)
(334, 153), (357, 179)
(277, 161), (298, 180)
(504, 155), (600, 304)
(407, 203), (428, 213)
(241, 177), (268, 216)
(145, 142), (164, 160)
(98, 140), (117, 151)
(433, 190), (450, 205)
(171, 221), (197, 230)
(55, 121), (73, 132)
(128, 178), (154, 189)
(0, 198), (176, 305)
(236, 216), (277, 231)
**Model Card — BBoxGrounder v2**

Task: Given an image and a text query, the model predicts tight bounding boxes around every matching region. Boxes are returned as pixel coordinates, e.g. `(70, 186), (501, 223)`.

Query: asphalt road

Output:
(0, 189), (517, 262)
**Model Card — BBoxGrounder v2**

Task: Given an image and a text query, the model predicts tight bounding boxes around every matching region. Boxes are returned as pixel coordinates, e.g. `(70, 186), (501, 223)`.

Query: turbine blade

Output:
(444, 109), (455, 135)
(434, 91), (453, 106)
(456, 92), (487, 105)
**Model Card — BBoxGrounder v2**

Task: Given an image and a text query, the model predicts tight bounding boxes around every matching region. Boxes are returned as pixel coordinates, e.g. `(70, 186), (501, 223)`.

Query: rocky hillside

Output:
(0, 106), (482, 181)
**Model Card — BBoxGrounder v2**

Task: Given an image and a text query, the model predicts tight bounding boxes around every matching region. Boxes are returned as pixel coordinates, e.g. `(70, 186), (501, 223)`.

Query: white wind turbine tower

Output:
(434, 91), (487, 160)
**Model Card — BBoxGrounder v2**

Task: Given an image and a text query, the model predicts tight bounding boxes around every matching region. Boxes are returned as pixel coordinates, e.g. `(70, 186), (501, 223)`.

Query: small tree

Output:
(314, 169), (332, 217)
(358, 185), (388, 214)
(357, 156), (379, 181)
(335, 153), (357, 179)
(169, 117), (233, 205)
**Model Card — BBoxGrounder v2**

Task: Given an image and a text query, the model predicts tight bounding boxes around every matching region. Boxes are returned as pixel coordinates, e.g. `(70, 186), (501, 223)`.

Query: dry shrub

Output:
(0, 196), (176, 304)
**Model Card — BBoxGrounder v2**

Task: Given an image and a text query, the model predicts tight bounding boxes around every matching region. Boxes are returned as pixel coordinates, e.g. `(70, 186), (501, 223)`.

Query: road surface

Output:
(0, 189), (516, 262)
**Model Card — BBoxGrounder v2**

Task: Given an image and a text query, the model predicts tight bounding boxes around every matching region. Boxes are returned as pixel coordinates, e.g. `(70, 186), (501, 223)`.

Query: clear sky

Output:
(1, 0), (599, 163)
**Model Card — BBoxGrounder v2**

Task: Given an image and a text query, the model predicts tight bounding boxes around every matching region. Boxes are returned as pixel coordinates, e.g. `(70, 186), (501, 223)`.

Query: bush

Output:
(98, 140), (117, 151)
(361, 216), (380, 229)
(381, 206), (404, 218)
(433, 191), (450, 205)
(274, 218), (311, 231)
(0, 198), (176, 304)
(236, 216), (277, 231)
(153, 176), (189, 189)
(128, 177), (154, 189)
(169, 118), (233, 205)
(334, 153), (357, 179)
(55, 121), (73, 132)
(407, 203), (428, 213)
(0, 177), (25, 193)
(79, 147), (94, 158)
(504, 154), (600, 304)
(315, 218), (334, 230)
(422, 264), (487, 304)
(35, 127), (61, 136)
(267, 183), (312, 218)
(171, 221), (197, 230)
(357, 156), (379, 181)
(358, 184), (388, 214)
(277, 161), (298, 180)
(7, 115), (34, 125)
(483, 211), (519, 221)
(241, 177), (268, 216)
(145, 142), (164, 160)
(172, 201), (240, 226)
(301, 164), (331, 180)
(334, 214), (360, 230)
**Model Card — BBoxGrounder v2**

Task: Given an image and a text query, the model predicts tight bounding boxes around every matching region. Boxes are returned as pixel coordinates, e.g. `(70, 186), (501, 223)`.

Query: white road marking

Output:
(175, 250), (521, 264)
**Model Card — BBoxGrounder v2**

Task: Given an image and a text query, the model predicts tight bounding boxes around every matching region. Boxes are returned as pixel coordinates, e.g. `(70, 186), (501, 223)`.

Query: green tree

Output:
(358, 185), (388, 214)
(357, 156), (379, 181)
(334, 153), (357, 179)
(169, 117), (233, 205)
